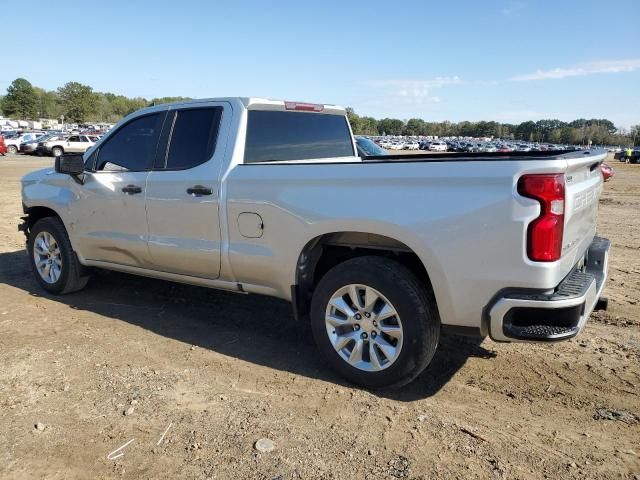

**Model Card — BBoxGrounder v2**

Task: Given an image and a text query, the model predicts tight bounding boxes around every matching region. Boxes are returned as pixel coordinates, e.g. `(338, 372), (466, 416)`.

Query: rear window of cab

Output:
(244, 110), (354, 163)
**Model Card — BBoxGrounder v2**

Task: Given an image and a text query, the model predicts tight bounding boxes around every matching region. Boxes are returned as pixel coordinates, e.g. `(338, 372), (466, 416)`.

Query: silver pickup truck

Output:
(20, 98), (610, 388)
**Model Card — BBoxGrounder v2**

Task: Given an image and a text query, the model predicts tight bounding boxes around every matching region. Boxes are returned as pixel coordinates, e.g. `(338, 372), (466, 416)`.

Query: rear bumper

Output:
(488, 236), (610, 342)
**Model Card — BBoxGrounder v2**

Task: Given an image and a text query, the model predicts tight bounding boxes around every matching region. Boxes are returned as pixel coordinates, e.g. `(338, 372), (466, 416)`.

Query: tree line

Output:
(348, 110), (639, 147)
(1, 77), (637, 146)
(0, 78), (189, 124)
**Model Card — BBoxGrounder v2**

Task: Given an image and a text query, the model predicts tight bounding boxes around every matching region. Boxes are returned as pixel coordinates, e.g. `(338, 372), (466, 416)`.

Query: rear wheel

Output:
(310, 256), (440, 389)
(28, 217), (90, 294)
(51, 146), (63, 157)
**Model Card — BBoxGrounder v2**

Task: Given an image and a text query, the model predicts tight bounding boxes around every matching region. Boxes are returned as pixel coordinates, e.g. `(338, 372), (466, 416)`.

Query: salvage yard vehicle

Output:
(5, 132), (45, 154)
(428, 141), (447, 151)
(42, 134), (96, 157)
(20, 97), (610, 388)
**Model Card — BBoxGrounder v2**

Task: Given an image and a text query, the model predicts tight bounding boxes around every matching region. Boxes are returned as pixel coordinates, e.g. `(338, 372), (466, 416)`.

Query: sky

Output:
(3, 0), (639, 128)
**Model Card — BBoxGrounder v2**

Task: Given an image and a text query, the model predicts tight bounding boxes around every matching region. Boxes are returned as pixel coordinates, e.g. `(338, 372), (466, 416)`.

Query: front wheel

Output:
(7, 145), (17, 155)
(28, 217), (90, 294)
(310, 256), (440, 389)
(51, 146), (63, 157)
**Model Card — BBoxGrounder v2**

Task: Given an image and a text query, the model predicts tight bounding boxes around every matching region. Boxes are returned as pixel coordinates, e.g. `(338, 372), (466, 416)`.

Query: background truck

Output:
(20, 98), (610, 388)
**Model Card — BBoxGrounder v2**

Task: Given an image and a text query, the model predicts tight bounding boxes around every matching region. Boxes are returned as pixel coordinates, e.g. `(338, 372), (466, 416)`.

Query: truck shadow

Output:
(0, 249), (496, 401)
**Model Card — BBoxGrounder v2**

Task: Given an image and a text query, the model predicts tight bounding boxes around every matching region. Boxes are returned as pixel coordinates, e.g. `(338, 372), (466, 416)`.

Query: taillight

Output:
(518, 173), (565, 262)
(284, 101), (324, 112)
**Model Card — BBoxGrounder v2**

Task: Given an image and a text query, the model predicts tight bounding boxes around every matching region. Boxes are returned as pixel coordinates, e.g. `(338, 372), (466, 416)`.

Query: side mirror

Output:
(55, 153), (85, 176)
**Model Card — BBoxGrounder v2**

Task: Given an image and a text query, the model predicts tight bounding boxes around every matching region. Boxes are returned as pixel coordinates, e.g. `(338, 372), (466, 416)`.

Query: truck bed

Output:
(363, 149), (603, 163)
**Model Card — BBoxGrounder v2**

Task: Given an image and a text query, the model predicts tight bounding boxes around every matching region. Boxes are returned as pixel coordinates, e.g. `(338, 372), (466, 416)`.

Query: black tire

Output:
(7, 145), (17, 155)
(310, 256), (440, 389)
(51, 146), (63, 157)
(27, 217), (89, 294)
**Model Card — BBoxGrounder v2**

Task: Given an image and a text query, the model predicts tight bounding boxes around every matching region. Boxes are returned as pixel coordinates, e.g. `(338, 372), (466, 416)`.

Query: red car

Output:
(0, 135), (7, 155)
(601, 162), (614, 182)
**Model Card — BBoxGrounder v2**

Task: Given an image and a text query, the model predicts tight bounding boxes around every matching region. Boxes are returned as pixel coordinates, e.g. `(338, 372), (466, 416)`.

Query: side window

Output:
(68, 136), (79, 142)
(164, 107), (222, 170)
(80, 136), (90, 142)
(244, 111), (355, 163)
(96, 113), (164, 172)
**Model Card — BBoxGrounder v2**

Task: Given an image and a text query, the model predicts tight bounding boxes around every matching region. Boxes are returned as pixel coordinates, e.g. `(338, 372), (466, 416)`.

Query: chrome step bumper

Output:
(488, 236), (610, 342)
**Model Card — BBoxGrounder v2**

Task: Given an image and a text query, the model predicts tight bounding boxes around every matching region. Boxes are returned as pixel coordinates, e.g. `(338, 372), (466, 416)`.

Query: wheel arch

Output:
(21, 205), (69, 245)
(291, 231), (437, 322)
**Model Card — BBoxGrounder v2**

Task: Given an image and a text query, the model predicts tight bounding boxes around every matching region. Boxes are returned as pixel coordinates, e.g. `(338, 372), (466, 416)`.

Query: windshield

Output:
(355, 137), (388, 156)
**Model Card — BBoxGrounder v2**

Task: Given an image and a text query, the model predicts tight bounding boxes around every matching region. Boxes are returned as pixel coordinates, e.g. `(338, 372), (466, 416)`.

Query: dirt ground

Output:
(0, 154), (638, 480)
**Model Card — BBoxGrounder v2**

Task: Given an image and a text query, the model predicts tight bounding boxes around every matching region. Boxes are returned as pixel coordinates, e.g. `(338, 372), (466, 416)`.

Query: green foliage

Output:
(34, 87), (62, 119)
(1, 78), (195, 124)
(58, 82), (99, 123)
(148, 96), (192, 106)
(1, 77), (636, 146)
(3, 78), (38, 118)
(378, 118), (405, 136)
(346, 107), (637, 147)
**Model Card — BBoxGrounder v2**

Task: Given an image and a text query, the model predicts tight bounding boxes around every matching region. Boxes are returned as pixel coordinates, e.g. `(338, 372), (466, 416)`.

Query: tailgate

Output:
(562, 151), (606, 260)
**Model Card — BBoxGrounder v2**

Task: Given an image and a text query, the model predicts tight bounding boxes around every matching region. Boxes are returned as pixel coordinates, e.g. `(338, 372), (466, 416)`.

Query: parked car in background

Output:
(33, 135), (66, 156)
(21, 133), (60, 155)
(601, 163), (614, 182)
(5, 132), (46, 154)
(42, 135), (97, 157)
(614, 149), (640, 164)
(428, 141), (447, 152)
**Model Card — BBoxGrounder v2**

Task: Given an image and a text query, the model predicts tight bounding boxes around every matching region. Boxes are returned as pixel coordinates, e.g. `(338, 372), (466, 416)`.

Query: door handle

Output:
(186, 185), (213, 196)
(122, 184), (142, 195)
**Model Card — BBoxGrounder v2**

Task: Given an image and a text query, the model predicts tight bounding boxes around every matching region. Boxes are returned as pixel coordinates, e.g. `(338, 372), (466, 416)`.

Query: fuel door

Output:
(237, 212), (264, 238)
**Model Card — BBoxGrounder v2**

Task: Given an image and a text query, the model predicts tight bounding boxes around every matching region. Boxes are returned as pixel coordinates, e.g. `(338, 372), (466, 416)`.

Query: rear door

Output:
(70, 112), (166, 267)
(145, 103), (229, 278)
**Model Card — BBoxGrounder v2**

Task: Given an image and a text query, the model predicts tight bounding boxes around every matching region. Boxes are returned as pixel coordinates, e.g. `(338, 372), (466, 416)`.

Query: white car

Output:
(44, 135), (97, 157)
(403, 141), (419, 150)
(5, 132), (46, 154)
(429, 141), (447, 152)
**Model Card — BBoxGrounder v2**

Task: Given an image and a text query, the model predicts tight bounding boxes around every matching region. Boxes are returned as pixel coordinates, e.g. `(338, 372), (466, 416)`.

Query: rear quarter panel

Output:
(224, 157), (582, 330)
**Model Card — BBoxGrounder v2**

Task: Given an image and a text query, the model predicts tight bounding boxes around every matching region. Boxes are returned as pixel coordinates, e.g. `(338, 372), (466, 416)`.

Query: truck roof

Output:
(147, 97), (347, 115)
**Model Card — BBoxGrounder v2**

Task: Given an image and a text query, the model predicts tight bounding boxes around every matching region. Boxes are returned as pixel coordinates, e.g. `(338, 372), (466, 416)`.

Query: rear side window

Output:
(244, 111), (354, 163)
(165, 107), (222, 170)
(96, 113), (164, 171)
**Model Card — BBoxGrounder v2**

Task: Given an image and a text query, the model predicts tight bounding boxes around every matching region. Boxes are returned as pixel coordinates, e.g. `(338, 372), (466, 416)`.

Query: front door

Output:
(70, 112), (166, 268)
(145, 104), (228, 278)
(65, 135), (85, 153)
